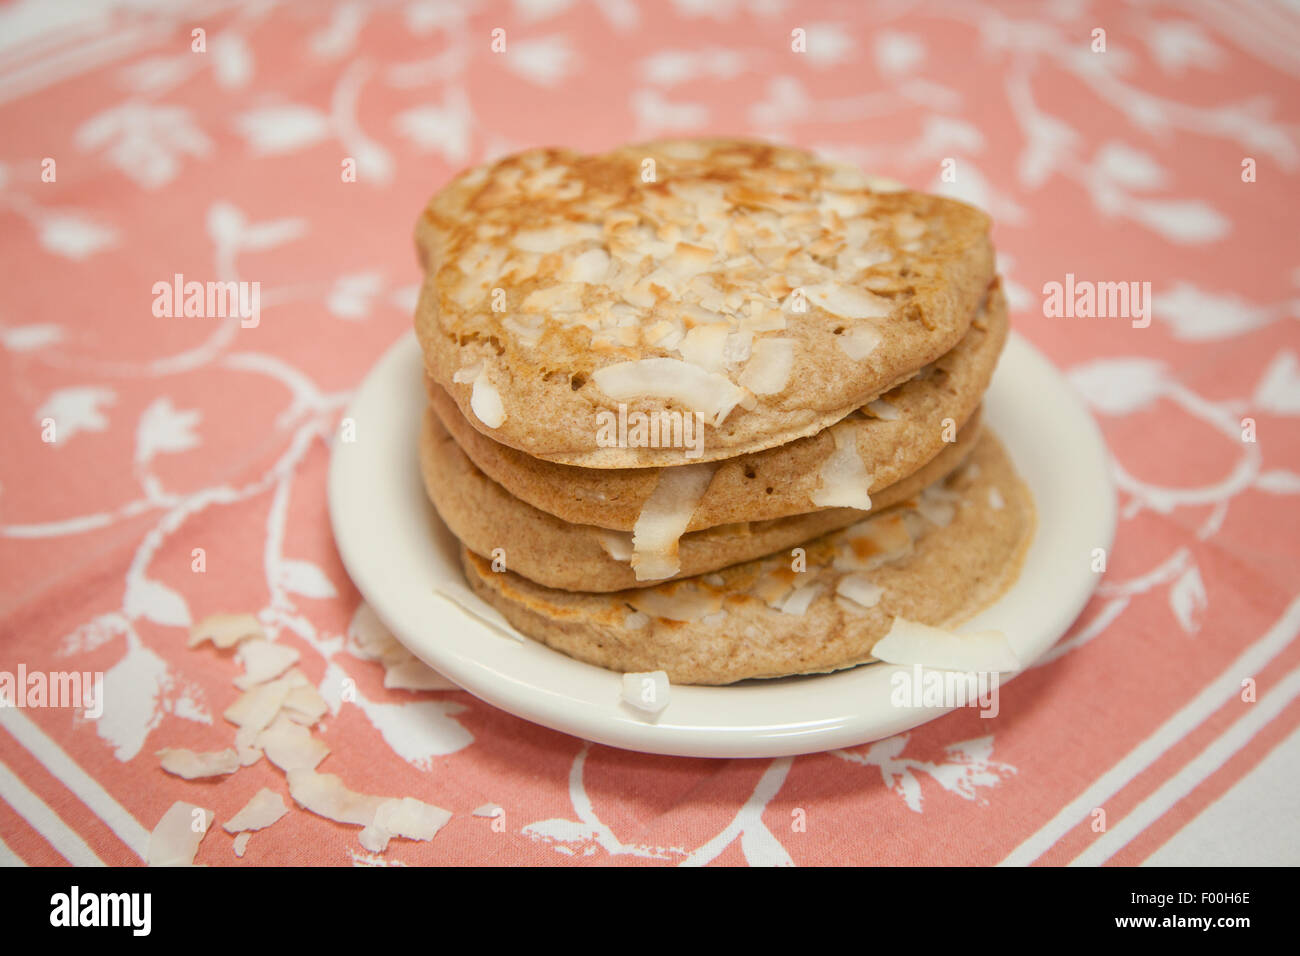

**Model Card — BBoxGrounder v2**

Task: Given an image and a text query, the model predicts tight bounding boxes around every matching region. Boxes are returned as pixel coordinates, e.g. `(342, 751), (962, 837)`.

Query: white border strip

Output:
(1001, 594), (1300, 866)
(0, 760), (102, 866)
(1073, 663), (1300, 865)
(0, 708), (150, 859)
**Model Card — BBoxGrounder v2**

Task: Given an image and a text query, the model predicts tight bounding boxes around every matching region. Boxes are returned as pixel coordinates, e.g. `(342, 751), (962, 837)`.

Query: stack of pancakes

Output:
(413, 139), (1034, 685)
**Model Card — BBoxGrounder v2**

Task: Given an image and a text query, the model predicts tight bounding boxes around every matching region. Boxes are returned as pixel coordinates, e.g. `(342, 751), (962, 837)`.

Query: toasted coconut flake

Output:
(676, 323), (731, 372)
(631, 463), (714, 581)
(513, 222), (601, 253)
(189, 613), (264, 649)
(627, 581), (725, 622)
(592, 358), (746, 426)
(811, 423), (873, 511)
(804, 283), (892, 320)
(738, 337), (794, 395)
(157, 747), (240, 780)
(470, 375), (506, 428)
(234, 639), (300, 690)
(835, 573), (884, 610)
(621, 670), (670, 715)
(874, 618), (1020, 672)
(147, 801), (214, 866)
(834, 512), (914, 571)
(257, 715), (330, 772)
(223, 788), (289, 834)
(563, 247), (611, 283)
(864, 175), (907, 192)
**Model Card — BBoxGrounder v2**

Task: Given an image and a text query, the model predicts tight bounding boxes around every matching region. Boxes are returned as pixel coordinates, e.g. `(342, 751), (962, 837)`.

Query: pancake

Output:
(414, 138), (996, 467)
(458, 430), (1035, 684)
(427, 283), (1007, 532)
(419, 405), (983, 592)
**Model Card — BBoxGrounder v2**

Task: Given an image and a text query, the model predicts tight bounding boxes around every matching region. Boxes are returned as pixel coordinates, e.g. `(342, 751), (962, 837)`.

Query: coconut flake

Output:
(627, 581), (724, 622)
(916, 484), (960, 527)
(779, 581), (823, 616)
(738, 337), (794, 395)
(282, 684), (329, 726)
(470, 375), (506, 428)
(257, 715), (330, 772)
(873, 618), (1020, 672)
(234, 639), (300, 690)
(520, 282), (584, 313)
(631, 463), (714, 580)
(473, 803), (503, 818)
(383, 659), (458, 691)
(676, 323), (731, 372)
(157, 747), (240, 780)
(232, 832), (251, 857)
(834, 512), (914, 570)
(287, 770), (387, 827)
(811, 423), (872, 511)
(360, 797), (453, 853)
(804, 282), (892, 319)
(593, 358), (746, 426)
(147, 801), (214, 866)
(234, 725), (263, 766)
(223, 788), (289, 834)
(224, 676), (295, 735)
(189, 613), (263, 649)
(863, 175), (907, 192)
(837, 323), (882, 360)
(835, 573), (884, 609)
(595, 529), (634, 562)
(503, 314), (544, 346)
(564, 247), (611, 283)
(513, 222), (601, 253)
(621, 670), (670, 715)
(988, 487), (1005, 510)
(451, 360), (483, 385)
(866, 398), (901, 421)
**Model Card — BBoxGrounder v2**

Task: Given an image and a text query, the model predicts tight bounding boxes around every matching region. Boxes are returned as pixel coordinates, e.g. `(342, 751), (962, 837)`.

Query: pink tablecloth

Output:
(1, 0), (1298, 866)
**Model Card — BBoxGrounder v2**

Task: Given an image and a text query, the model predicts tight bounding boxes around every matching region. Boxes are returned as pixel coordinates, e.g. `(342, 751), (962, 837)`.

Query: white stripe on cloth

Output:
(0, 832), (26, 866)
(1000, 593), (1300, 866)
(0, 707), (150, 860)
(0, 760), (102, 866)
(1144, 722), (1300, 866)
(1074, 664), (1300, 865)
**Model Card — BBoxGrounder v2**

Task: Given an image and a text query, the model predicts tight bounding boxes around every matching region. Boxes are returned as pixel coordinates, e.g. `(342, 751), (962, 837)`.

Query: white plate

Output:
(329, 331), (1115, 759)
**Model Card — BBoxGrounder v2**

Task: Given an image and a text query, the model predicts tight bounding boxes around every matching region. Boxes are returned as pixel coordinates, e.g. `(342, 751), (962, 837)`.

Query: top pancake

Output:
(415, 138), (995, 467)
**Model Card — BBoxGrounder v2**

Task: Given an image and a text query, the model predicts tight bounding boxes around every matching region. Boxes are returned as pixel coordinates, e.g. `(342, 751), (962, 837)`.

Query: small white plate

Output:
(329, 331), (1115, 759)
